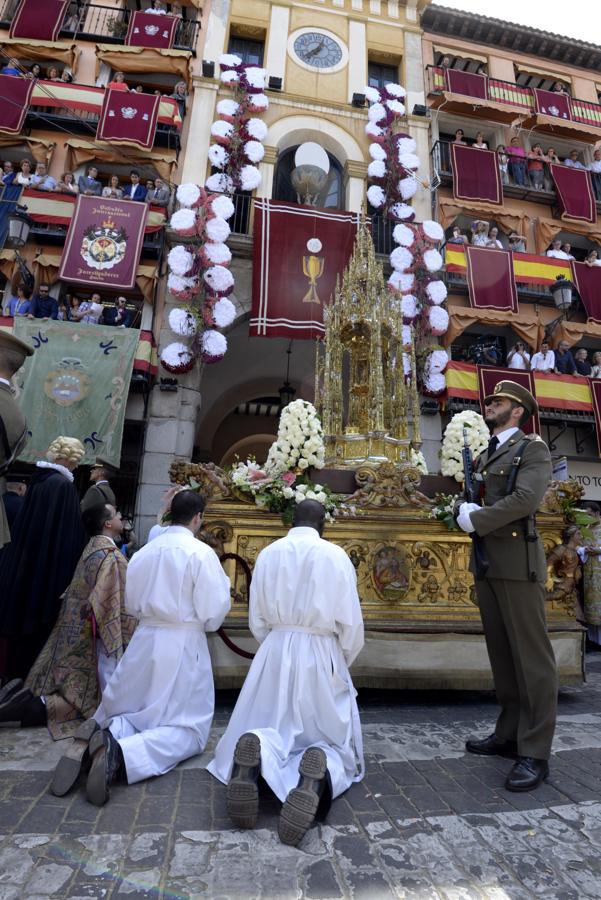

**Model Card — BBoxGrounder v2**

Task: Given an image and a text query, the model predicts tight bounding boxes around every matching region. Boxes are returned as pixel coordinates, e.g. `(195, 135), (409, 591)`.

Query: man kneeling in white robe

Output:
(208, 499), (364, 846)
(85, 490), (231, 806)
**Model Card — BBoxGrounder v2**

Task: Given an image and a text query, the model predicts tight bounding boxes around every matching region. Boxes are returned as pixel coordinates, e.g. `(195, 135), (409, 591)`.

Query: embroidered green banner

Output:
(13, 319), (139, 466)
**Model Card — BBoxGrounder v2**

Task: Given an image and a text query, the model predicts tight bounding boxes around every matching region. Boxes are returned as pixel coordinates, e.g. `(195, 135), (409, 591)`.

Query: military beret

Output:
(483, 380), (538, 419)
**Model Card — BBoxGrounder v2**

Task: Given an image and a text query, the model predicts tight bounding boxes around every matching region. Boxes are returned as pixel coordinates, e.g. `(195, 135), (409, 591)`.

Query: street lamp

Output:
(6, 206), (34, 292)
(550, 276), (573, 311)
(278, 342), (296, 408)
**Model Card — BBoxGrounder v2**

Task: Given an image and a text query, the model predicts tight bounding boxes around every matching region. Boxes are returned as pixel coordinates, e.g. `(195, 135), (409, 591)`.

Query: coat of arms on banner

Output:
(44, 357), (91, 407)
(81, 217), (128, 271)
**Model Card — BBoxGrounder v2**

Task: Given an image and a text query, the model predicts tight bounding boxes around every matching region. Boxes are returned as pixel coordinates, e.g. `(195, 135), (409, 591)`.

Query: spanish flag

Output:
(445, 245), (571, 285)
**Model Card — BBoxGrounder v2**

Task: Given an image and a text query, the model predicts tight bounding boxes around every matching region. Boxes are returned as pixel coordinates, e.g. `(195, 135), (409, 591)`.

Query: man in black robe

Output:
(0, 436), (87, 680)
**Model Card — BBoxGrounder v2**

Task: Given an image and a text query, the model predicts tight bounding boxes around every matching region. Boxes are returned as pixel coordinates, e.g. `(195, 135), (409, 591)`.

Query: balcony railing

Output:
(427, 66), (601, 130)
(0, 0), (201, 53)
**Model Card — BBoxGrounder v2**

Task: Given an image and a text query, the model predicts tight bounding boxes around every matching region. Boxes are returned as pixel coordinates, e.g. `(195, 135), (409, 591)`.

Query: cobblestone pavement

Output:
(2, 656), (601, 899)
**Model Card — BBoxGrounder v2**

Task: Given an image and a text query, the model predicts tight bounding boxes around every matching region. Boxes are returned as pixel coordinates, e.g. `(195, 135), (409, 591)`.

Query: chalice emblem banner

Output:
(250, 200), (359, 338)
(97, 88), (160, 150)
(59, 196), (148, 291)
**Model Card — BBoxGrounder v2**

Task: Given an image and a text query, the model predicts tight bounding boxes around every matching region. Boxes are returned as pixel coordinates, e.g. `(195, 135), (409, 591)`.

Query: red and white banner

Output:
(533, 88), (571, 121)
(59, 196), (148, 291)
(0, 74), (34, 135)
(10, 0), (68, 40)
(97, 89), (160, 150)
(250, 200), (359, 339)
(126, 11), (177, 48)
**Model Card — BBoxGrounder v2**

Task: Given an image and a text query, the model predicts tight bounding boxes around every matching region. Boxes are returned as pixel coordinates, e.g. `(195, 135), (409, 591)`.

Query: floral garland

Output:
(440, 410), (489, 482)
(161, 53), (268, 373)
(364, 82), (449, 398)
(229, 400), (339, 524)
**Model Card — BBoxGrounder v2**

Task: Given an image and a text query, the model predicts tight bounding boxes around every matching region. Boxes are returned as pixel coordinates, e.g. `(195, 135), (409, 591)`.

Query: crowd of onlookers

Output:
(451, 129), (601, 200)
(447, 221), (601, 264)
(3, 283), (135, 327)
(505, 339), (601, 376)
(1, 161), (170, 207)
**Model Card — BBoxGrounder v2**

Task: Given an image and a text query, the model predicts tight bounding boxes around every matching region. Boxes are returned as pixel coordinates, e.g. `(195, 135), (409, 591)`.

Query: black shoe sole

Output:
(505, 771), (549, 793)
(0, 679), (23, 705)
(50, 719), (99, 797)
(278, 747), (327, 847)
(227, 733), (261, 829)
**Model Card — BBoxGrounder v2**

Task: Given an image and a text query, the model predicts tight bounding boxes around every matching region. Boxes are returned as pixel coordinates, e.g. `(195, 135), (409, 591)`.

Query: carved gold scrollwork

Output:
(199, 521), (234, 557)
(344, 462), (433, 511)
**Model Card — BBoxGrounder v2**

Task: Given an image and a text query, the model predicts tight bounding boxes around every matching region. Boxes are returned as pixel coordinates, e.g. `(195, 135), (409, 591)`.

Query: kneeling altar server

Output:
(85, 489), (231, 805)
(208, 499), (364, 846)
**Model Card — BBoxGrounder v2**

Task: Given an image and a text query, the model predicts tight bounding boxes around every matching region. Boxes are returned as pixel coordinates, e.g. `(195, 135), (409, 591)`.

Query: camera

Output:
(467, 338), (502, 365)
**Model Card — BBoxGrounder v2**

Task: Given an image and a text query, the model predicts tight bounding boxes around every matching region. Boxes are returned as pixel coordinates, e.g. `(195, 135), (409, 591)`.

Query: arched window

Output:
(273, 146), (345, 209)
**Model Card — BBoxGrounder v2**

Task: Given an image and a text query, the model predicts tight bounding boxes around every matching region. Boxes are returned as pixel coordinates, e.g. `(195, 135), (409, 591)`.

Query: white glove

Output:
(457, 502), (480, 534)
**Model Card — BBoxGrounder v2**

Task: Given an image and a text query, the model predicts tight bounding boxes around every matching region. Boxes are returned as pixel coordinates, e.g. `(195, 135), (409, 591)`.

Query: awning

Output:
(438, 197), (526, 239)
(535, 217), (601, 256)
(433, 45), (488, 65)
(30, 253), (159, 304)
(0, 135), (55, 164)
(30, 80), (182, 129)
(64, 138), (177, 181)
(21, 188), (167, 233)
(95, 43), (192, 89)
(0, 37), (79, 73)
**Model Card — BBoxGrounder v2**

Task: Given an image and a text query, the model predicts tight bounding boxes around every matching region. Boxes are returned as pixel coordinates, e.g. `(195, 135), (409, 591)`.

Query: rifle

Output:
(462, 426), (489, 580)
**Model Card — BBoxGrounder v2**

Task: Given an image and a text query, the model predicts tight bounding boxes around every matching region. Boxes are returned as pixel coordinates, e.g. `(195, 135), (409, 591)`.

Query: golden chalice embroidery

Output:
(302, 237), (324, 304)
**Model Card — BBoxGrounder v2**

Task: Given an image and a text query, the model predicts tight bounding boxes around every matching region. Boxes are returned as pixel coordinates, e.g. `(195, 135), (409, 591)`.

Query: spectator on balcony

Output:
(102, 297), (132, 328)
(147, 0), (168, 13)
(28, 64), (41, 80)
(146, 177), (170, 208)
(473, 132), (488, 150)
(497, 145), (509, 185)
(554, 340), (577, 376)
(527, 144), (545, 191)
(561, 243), (575, 260)
(453, 128), (466, 145)
(122, 170), (147, 202)
(57, 299), (70, 321)
(102, 175), (123, 199)
(72, 293), (103, 324)
(530, 340), (555, 372)
(543, 147), (560, 191)
(564, 149), (586, 169)
(507, 137), (527, 186)
(31, 162), (56, 192)
(448, 226), (468, 246)
(553, 82), (569, 95)
(585, 249), (601, 267)
(69, 297), (82, 320)
(15, 159), (34, 187)
(28, 284), (58, 320)
(61, 70), (73, 84)
(506, 342), (531, 370)
(55, 172), (78, 195)
(591, 352), (601, 378)
(2, 161), (15, 187)
(588, 148), (601, 202)
(1, 58), (21, 77)
(47, 67), (62, 82)
(78, 166), (102, 196)
(440, 55), (452, 68)
(508, 232), (526, 253)
(470, 220), (489, 246)
(547, 239), (570, 260)
(170, 81), (188, 118)
(7, 284), (32, 318)
(546, 147), (560, 164)
(107, 71), (130, 93)
(486, 227), (503, 250)
(574, 348), (592, 376)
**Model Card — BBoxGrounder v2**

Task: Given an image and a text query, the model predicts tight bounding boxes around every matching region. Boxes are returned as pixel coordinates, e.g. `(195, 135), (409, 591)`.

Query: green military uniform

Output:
(0, 333), (33, 549)
(81, 457), (117, 513)
(469, 382), (557, 761)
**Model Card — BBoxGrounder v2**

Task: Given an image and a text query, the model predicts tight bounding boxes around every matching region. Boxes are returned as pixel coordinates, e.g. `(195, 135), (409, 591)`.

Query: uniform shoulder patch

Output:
(525, 434), (542, 442)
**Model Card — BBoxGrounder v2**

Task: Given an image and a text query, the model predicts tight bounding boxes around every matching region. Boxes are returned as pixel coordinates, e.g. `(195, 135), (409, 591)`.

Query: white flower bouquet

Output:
(440, 410), (489, 482)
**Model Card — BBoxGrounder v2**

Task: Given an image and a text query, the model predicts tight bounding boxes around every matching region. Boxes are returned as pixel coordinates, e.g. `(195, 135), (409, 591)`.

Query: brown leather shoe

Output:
(505, 757), (549, 792)
(465, 733), (518, 758)
(50, 718), (99, 797)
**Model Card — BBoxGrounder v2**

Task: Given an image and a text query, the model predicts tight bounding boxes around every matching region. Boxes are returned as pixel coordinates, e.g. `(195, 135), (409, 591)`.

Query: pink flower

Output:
(248, 469), (268, 483)
(281, 471), (296, 485)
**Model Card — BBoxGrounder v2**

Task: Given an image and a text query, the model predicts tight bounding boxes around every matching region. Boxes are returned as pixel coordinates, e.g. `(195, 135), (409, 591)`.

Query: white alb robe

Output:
(208, 526), (364, 801)
(95, 526), (231, 784)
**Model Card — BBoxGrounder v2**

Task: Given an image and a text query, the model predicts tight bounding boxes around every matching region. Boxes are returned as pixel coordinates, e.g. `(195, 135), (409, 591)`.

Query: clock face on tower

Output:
(292, 31), (344, 70)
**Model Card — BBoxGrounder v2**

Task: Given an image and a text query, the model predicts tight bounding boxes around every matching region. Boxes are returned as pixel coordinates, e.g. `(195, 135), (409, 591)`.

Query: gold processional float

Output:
(170, 223), (585, 688)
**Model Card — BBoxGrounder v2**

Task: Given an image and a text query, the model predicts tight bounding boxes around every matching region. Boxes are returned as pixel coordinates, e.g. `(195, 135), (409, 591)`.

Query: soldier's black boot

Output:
(466, 734), (518, 758)
(505, 757), (549, 792)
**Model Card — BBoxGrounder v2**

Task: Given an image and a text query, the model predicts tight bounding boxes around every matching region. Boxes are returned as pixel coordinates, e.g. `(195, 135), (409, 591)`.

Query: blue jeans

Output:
(510, 160), (527, 186)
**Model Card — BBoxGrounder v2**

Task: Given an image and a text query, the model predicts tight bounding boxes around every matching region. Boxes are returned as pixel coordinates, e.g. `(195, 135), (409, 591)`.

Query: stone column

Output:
(345, 160), (368, 213)
(181, 80), (219, 185)
(407, 117), (431, 223)
(257, 145), (278, 200)
(265, 5), (290, 87)
(347, 20), (367, 103)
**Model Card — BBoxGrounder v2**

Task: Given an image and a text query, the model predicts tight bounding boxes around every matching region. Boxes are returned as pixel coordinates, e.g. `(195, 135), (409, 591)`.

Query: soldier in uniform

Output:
(456, 380), (557, 792)
(0, 332), (33, 550)
(81, 458), (117, 513)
